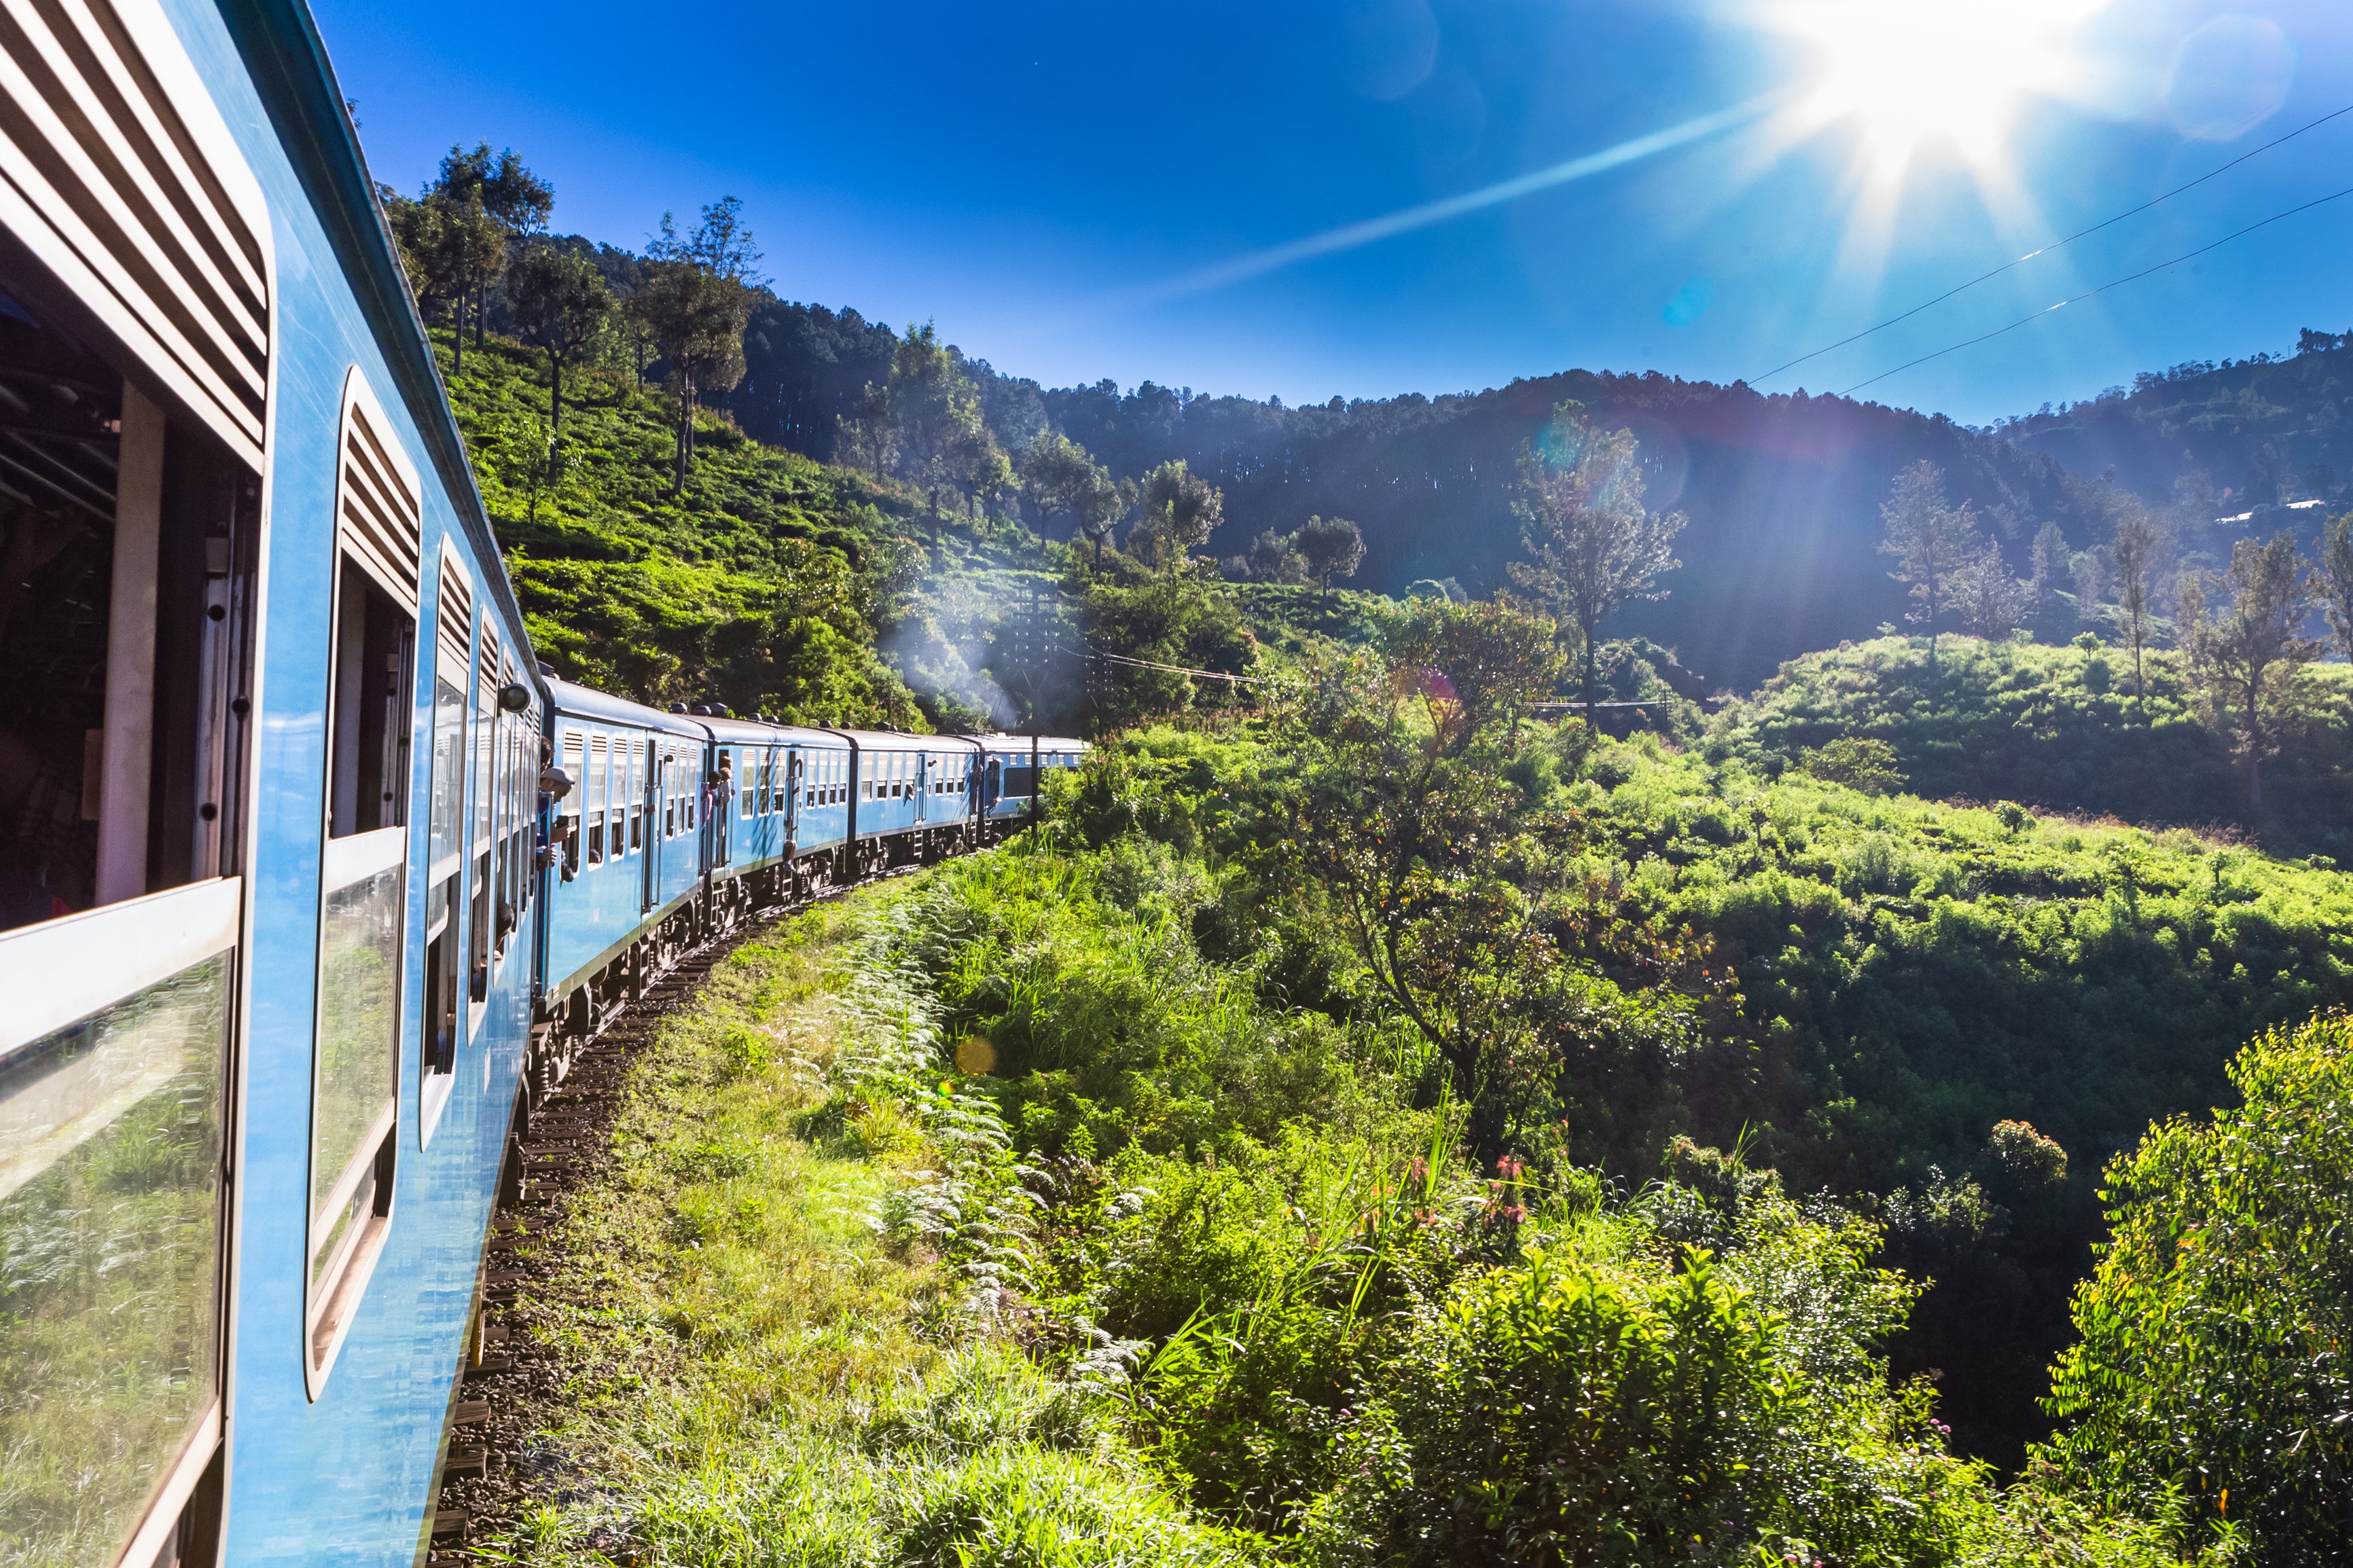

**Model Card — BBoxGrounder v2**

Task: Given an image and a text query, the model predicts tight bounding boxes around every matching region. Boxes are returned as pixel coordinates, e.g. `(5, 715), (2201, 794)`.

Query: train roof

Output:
(545, 677), (706, 738)
(826, 728), (984, 752)
(698, 713), (802, 746)
(976, 733), (1090, 754)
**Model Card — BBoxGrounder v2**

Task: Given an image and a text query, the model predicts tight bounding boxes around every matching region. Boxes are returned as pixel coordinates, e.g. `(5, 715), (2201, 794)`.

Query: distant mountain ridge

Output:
(620, 264), (2350, 689)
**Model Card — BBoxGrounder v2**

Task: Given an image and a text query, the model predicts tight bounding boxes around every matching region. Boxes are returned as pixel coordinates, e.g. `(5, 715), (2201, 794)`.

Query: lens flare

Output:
(1774, 0), (2108, 177)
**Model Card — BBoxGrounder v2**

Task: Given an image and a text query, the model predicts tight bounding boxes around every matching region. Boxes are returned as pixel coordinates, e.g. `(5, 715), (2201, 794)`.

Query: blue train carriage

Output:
(0, 0), (550, 1561)
(975, 733), (1091, 841)
(784, 723), (855, 888)
(537, 679), (706, 1049)
(698, 710), (819, 919)
(831, 727), (982, 877)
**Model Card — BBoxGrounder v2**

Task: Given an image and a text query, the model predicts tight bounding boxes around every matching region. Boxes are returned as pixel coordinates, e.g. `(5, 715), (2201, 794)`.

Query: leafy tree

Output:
(855, 322), (994, 536)
(429, 143), (550, 350)
(1243, 527), (1307, 584)
(1878, 460), (1978, 665)
(389, 189), (505, 376)
(628, 257), (750, 493)
(433, 141), (553, 231)
(1507, 402), (1686, 717)
(2071, 548), (2108, 625)
(1273, 600), (1727, 1153)
(1293, 514), (1364, 605)
(2044, 1012), (2353, 1561)
(2109, 503), (2165, 706)
(1952, 538), (2025, 638)
(1083, 477), (1138, 566)
(965, 440), (1018, 539)
(2029, 521), (2069, 616)
(1017, 433), (1116, 547)
(650, 194), (761, 283)
(505, 242), (613, 439)
(1131, 460), (1223, 570)
(2178, 532), (2317, 811)
(2314, 511), (2353, 660)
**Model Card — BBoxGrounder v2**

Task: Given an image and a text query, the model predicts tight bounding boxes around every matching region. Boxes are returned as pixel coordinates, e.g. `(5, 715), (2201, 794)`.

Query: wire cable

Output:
(1838, 181), (2353, 397)
(1088, 647), (1278, 686)
(1749, 99), (2353, 386)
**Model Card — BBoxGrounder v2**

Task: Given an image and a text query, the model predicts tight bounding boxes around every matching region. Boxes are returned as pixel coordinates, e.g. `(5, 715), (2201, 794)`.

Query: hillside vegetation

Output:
(442, 329), (929, 723)
(492, 836), (2234, 1568)
(1710, 634), (2353, 856)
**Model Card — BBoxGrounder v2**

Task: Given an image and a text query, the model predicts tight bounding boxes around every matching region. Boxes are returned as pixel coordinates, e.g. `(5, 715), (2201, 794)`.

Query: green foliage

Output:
(2044, 1012), (2353, 1562)
(439, 329), (935, 724)
(1795, 736), (1905, 795)
(1709, 634), (2353, 856)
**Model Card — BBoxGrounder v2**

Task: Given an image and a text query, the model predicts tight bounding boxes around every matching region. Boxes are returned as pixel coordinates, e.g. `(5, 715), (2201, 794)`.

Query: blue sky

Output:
(316, 0), (2353, 426)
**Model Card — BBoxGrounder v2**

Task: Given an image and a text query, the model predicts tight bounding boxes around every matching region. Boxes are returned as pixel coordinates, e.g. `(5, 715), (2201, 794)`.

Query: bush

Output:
(1797, 735), (1907, 795)
(2044, 1012), (2353, 1561)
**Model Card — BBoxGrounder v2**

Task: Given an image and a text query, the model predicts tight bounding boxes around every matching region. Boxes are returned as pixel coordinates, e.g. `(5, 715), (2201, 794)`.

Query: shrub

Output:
(1797, 736), (1907, 795)
(2044, 1012), (2353, 1561)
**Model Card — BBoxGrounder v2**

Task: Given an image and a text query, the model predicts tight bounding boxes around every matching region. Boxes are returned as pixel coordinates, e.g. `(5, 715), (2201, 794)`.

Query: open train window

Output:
(585, 733), (607, 867)
(418, 547), (471, 1150)
(628, 740), (643, 850)
(558, 731), (583, 876)
(310, 373), (418, 1389)
(606, 739), (624, 859)
(466, 624), (497, 1015)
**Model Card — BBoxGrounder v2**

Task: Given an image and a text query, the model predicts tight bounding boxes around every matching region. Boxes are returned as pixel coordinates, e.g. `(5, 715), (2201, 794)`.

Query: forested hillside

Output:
(2000, 331), (2353, 513)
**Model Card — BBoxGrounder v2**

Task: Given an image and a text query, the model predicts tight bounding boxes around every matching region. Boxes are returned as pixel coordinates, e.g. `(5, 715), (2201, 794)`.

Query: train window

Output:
(627, 740), (642, 851)
(418, 548), (473, 1159)
(597, 737), (616, 860)
(744, 752), (757, 818)
(559, 732), (583, 877)
(584, 735), (606, 867)
(467, 625), (495, 1013)
(307, 378), (422, 1394)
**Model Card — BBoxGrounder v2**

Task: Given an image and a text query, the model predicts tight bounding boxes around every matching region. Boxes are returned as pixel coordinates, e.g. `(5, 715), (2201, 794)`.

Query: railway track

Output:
(422, 877), (872, 1563)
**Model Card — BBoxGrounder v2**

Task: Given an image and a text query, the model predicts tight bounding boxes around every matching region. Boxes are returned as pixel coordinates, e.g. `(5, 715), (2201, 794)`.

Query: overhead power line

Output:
(1088, 648), (1277, 687)
(1749, 98), (2353, 387)
(1839, 181), (2353, 397)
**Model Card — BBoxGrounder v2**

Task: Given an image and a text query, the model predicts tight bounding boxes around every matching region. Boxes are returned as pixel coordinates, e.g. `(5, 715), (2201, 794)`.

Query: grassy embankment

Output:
(487, 816), (2233, 1566)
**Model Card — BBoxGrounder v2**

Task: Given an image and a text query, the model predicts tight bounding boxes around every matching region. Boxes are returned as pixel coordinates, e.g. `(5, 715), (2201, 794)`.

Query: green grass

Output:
(490, 877), (1256, 1567)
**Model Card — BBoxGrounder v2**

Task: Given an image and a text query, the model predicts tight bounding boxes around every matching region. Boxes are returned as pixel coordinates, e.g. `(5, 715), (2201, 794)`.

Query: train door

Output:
(713, 747), (732, 869)
(785, 750), (804, 852)
(640, 740), (657, 915)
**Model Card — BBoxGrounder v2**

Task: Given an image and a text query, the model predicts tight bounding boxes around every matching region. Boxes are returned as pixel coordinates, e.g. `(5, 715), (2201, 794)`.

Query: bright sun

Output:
(1773, 0), (2104, 177)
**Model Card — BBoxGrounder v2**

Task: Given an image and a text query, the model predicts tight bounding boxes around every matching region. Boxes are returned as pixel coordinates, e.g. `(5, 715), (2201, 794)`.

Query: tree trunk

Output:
(1583, 625), (1598, 723)
(548, 350), (564, 439)
(475, 285), (486, 350)
(451, 295), (465, 378)
(672, 372), (694, 495)
(2246, 684), (2264, 814)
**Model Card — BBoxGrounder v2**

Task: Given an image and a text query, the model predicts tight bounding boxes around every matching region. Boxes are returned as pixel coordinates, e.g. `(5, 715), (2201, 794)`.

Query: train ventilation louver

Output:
(0, 0), (270, 466)
(337, 387), (421, 612)
(435, 549), (471, 674)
